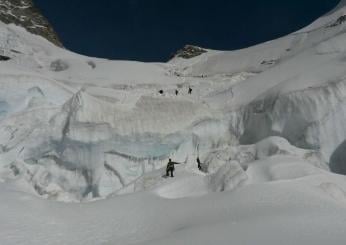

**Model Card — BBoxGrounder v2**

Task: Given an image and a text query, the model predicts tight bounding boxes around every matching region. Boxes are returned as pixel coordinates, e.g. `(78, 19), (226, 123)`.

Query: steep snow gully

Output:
(1, 0), (346, 205)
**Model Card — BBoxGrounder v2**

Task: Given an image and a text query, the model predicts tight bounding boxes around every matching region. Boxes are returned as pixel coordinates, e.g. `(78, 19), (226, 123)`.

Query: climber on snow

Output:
(166, 158), (180, 177)
(197, 157), (202, 171)
(188, 87), (192, 94)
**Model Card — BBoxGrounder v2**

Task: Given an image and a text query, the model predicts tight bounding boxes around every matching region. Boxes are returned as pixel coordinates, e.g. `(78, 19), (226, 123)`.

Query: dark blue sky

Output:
(34, 0), (340, 62)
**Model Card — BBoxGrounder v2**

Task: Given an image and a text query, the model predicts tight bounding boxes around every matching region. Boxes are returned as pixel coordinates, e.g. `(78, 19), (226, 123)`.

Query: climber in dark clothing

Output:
(197, 157), (202, 171)
(166, 158), (180, 177)
(188, 87), (192, 94)
(175, 89), (179, 96)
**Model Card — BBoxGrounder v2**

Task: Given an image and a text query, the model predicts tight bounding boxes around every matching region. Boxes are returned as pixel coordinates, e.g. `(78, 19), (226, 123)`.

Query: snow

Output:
(2, 168), (346, 245)
(1, 0), (346, 244)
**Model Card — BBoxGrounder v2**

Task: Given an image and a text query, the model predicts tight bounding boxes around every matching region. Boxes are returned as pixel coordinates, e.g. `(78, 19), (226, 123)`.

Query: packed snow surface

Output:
(2, 1), (346, 244)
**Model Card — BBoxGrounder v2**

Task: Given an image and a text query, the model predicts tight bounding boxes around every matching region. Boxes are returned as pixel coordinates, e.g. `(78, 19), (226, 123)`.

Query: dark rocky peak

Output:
(0, 0), (62, 47)
(328, 15), (346, 27)
(172, 45), (207, 59)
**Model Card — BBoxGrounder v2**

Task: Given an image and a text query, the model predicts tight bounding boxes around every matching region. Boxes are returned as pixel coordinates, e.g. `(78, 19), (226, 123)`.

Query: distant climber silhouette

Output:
(197, 157), (202, 171)
(166, 158), (181, 177)
(175, 89), (179, 96)
(188, 87), (192, 94)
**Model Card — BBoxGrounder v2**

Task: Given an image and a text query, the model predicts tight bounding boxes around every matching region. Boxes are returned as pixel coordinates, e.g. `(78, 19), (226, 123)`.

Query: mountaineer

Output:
(197, 157), (202, 171)
(166, 158), (181, 177)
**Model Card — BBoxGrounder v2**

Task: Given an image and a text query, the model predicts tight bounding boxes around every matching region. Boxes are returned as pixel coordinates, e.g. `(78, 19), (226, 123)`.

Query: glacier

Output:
(1, 1), (346, 244)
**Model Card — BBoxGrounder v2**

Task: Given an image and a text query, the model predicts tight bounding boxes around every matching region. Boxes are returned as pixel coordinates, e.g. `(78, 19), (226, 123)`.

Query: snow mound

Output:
(247, 156), (325, 184)
(254, 137), (327, 169)
(154, 172), (208, 199)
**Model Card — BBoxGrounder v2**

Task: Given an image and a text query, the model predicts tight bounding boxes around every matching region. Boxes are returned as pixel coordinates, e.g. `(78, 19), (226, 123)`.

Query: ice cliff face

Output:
(0, 1), (346, 201)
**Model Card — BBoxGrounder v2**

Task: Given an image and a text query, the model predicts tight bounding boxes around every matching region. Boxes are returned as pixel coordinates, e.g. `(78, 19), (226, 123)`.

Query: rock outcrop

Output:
(173, 45), (207, 59)
(0, 0), (62, 47)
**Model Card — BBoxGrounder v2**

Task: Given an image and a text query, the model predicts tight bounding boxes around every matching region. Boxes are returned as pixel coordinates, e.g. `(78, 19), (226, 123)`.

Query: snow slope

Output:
(2, 159), (346, 245)
(1, 0), (346, 244)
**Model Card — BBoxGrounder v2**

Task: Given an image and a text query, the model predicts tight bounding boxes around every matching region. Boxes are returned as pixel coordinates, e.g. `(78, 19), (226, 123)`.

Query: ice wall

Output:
(239, 78), (346, 173)
(0, 86), (236, 201)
